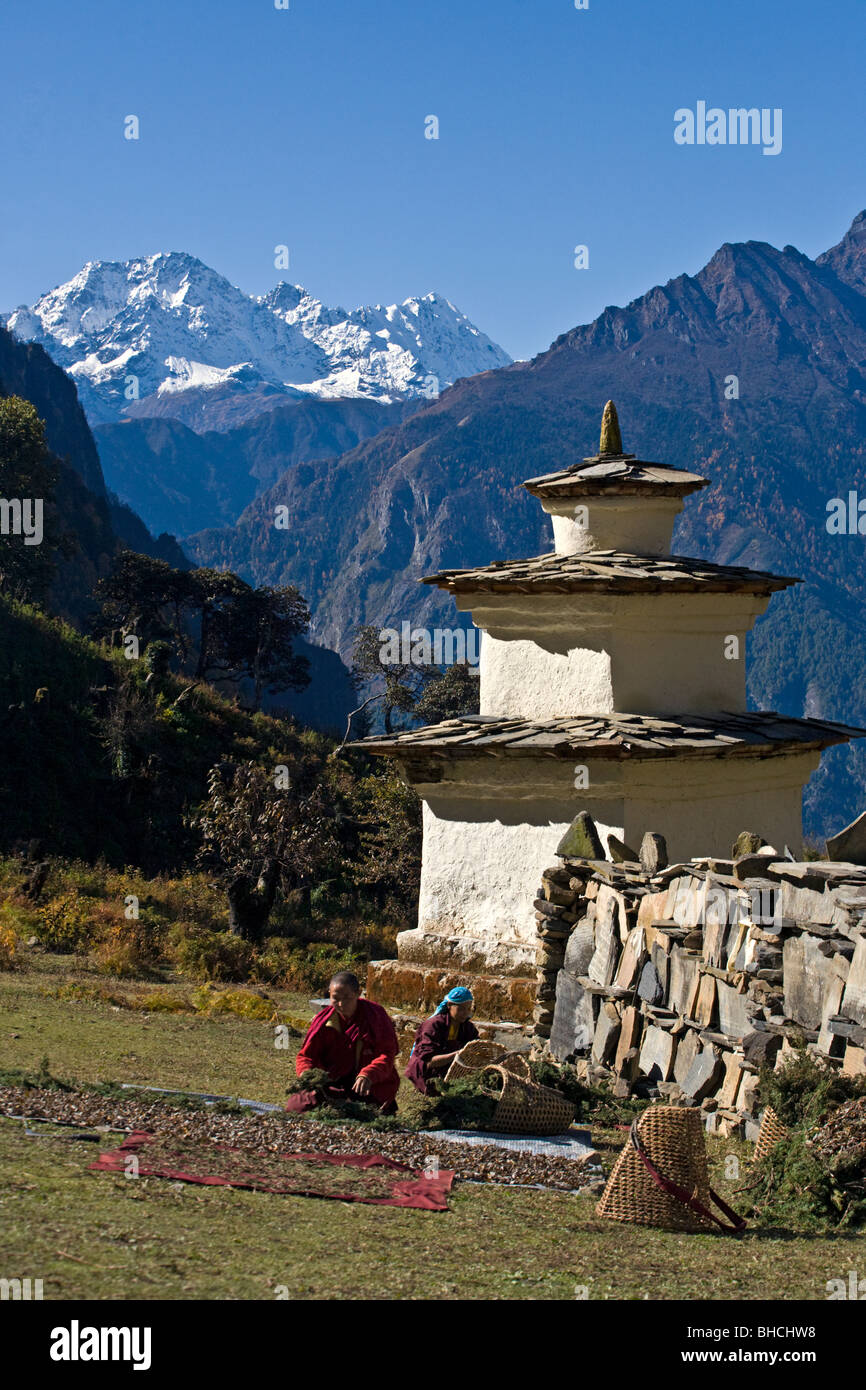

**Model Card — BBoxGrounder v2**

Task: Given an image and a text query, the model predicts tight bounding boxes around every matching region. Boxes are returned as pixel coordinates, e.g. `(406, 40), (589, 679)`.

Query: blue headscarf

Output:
(435, 986), (474, 1015)
(409, 987), (476, 1059)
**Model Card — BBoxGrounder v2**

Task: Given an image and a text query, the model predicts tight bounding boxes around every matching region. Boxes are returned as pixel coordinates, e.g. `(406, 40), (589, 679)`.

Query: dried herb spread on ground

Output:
(109, 1133), (408, 1197)
(88, 1131), (446, 1206)
(0, 1083), (601, 1192)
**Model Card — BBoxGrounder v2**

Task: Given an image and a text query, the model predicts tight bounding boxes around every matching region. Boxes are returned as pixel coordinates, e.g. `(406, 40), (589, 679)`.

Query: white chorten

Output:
(362, 403), (860, 1019)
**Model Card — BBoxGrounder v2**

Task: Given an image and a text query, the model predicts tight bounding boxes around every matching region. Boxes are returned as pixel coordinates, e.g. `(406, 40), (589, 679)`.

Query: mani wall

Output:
(533, 820), (866, 1138)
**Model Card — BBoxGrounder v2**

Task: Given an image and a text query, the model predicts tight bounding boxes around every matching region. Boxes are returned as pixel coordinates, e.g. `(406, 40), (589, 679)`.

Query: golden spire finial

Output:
(599, 400), (623, 455)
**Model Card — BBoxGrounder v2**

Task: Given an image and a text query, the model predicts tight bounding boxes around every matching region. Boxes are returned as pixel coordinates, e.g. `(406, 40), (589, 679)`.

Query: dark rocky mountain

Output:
(262, 636), (356, 736)
(0, 323), (105, 496)
(817, 209), (866, 290)
(0, 322), (354, 726)
(94, 396), (411, 536)
(121, 378), (310, 432)
(108, 495), (190, 570)
(0, 323), (187, 624)
(189, 211), (866, 838)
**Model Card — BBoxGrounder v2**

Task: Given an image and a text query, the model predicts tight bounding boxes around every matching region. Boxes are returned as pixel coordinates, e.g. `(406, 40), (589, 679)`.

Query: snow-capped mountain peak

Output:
(6, 254), (511, 425)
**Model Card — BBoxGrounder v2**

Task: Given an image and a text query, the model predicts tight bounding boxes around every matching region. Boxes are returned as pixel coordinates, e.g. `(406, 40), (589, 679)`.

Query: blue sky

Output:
(2, 0), (864, 361)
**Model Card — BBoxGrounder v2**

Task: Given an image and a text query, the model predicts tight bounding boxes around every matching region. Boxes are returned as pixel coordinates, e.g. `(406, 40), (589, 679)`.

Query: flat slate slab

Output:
(522, 452), (708, 498)
(549, 970), (595, 1060)
(591, 1003), (621, 1066)
(716, 980), (753, 1039)
(563, 915), (595, 976)
(638, 1025), (676, 1081)
(638, 959), (665, 1004)
(827, 810), (866, 865)
(783, 933), (838, 1031)
(681, 1047), (723, 1100)
(841, 938), (866, 1026)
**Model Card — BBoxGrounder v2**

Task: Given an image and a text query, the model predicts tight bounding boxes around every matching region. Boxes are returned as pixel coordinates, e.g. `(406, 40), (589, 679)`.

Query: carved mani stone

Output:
(640, 831), (669, 874)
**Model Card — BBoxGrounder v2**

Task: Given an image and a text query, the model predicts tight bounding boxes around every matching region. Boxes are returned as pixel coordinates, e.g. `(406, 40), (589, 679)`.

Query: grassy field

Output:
(0, 952), (313, 1102)
(1, 955), (864, 1301)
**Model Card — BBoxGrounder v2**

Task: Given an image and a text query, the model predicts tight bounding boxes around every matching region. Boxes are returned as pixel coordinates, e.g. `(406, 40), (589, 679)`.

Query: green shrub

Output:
(59, 859), (115, 897)
(137, 990), (191, 1013)
(157, 874), (225, 928)
(94, 909), (166, 977)
(743, 1054), (866, 1231)
(758, 1048), (866, 1129)
(44, 981), (127, 1007)
(143, 641), (172, 677)
(0, 899), (42, 966)
(190, 985), (278, 1020)
(252, 938), (366, 993)
(0, 918), (18, 970)
(743, 1131), (866, 1231)
(35, 891), (99, 952)
(168, 923), (255, 982)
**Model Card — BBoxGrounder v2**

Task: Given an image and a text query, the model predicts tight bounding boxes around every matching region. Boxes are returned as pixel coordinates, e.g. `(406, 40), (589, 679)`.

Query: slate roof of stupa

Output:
(422, 549), (799, 596)
(357, 711), (864, 761)
(522, 453), (709, 499)
(522, 399), (709, 498)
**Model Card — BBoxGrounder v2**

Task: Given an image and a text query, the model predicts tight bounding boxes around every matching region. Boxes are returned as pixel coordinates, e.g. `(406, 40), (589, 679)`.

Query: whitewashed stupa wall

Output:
(398, 750), (818, 973)
(544, 494), (685, 556)
(618, 751), (818, 859)
(460, 591), (770, 719)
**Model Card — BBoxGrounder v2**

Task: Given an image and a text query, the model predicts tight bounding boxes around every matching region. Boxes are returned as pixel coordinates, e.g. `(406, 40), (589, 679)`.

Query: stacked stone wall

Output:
(534, 844), (866, 1138)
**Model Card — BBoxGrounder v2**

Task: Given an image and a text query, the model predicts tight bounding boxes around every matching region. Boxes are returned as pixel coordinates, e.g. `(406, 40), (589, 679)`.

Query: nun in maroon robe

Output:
(406, 987), (479, 1095)
(290, 972), (400, 1114)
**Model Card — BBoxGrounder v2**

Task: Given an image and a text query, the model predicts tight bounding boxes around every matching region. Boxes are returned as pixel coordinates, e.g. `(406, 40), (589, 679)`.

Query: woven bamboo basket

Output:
(597, 1105), (716, 1232)
(444, 1044), (573, 1134)
(497, 1053), (533, 1080)
(445, 1039), (508, 1080)
(485, 1064), (575, 1136)
(754, 1105), (789, 1162)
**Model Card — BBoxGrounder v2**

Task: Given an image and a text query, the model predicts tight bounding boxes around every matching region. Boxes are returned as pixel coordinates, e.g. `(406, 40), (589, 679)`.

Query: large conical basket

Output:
(597, 1105), (740, 1233)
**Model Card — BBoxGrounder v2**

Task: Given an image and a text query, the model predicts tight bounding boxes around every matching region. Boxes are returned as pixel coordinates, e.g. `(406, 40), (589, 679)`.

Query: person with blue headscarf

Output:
(405, 987), (479, 1095)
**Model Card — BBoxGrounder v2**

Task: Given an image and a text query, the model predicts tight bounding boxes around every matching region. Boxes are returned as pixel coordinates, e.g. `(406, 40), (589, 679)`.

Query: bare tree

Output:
(194, 761), (341, 941)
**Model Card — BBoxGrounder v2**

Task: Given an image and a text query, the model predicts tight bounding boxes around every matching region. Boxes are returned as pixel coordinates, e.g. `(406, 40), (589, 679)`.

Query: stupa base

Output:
(366, 958), (536, 1023)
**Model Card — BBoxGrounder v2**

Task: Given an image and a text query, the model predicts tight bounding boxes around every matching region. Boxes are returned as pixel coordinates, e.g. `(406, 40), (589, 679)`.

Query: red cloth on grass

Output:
(294, 999), (400, 1106)
(90, 1132), (454, 1210)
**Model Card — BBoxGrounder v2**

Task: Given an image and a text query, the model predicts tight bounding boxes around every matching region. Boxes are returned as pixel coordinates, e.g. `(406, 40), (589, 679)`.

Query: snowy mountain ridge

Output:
(6, 251), (511, 425)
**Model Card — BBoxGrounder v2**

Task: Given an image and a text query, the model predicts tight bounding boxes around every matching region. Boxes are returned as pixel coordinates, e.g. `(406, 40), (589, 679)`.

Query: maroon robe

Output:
(291, 999), (400, 1110)
(405, 1010), (479, 1095)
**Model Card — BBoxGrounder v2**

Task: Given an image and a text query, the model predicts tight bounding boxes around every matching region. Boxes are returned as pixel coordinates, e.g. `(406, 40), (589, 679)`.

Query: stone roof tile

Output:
(422, 549), (799, 595)
(355, 710), (865, 761)
(522, 453), (709, 498)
